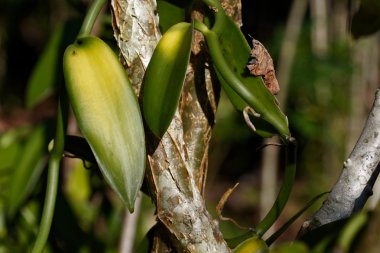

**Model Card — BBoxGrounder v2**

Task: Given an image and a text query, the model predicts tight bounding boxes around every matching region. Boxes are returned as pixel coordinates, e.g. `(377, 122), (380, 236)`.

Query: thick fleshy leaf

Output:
(200, 0), (290, 139)
(225, 230), (257, 249)
(269, 242), (308, 253)
(232, 236), (268, 253)
(199, 25), (290, 140)
(63, 36), (146, 211)
(157, 0), (186, 33)
(142, 22), (192, 137)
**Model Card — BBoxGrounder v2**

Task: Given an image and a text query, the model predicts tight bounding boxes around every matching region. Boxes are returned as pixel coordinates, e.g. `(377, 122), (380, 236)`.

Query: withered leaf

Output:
(247, 39), (280, 95)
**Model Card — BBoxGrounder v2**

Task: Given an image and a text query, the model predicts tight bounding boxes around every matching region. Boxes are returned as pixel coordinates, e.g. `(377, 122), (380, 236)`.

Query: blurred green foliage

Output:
(285, 27), (353, 197)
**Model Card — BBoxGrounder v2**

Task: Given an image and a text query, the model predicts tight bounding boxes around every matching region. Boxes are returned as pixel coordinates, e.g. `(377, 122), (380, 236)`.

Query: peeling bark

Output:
(300, 89), (380, 235)
(180, 2), (220, 194)
(111, 0), (160, 93)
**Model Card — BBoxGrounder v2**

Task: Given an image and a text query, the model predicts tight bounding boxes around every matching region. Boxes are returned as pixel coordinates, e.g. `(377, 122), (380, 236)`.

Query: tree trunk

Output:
(111, 0), (243, 251)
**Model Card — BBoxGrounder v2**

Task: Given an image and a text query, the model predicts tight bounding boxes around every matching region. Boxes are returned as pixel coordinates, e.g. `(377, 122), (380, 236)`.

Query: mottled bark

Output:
(111, 0), (160, 91)
(111, 0), (242, 252)
(300, 89), (380, 235)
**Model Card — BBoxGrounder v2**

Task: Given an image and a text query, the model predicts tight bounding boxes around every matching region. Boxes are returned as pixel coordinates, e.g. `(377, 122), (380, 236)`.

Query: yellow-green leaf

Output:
(63, 36), (146, 211)
(142, 22), (193, 137)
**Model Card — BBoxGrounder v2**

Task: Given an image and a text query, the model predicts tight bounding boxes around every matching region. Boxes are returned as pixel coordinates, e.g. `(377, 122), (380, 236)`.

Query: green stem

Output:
(196, 19), (292, 140)
(31, 98), (67, 253)
(195, 23), (248, 101)
(78, 0), (108, 37)
(203, 32), (254, 111)
(266, 191), (329, 245)
(197, 25), (288, 139)
(194, 20), (210, 35)
(255, 138), (297, 236)
(201, 0), (225, 34)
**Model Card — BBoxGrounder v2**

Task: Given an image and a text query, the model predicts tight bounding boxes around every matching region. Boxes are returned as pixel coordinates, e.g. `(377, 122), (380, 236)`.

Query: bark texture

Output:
(111, 0), (242, 252)
(300, 89), (380, 234)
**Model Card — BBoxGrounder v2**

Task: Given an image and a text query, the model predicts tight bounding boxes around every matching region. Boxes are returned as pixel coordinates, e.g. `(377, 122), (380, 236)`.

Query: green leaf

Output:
(157, 0), (186, 33)
(232, 236), (269, 253)
(6, 125), (47, 219)
(195, 4), (290, 139)
(269, 242), (308, 253)
(26, 20), (81, 108)
(142, 22), (193, 137)
(0, 129), (25, 172)
(337, 211), (368, 253)
(266, 192), (329, 245)
(215, 13), (289, 139)
(136, 225), (156, 253)
(255, 138), (297, 236)
(225, 230), (257, 249)
(65, 160), (96, 229)
(26, 25), (63, 108)
(210, 13), (252, 111)
(64, 36), (146, 211)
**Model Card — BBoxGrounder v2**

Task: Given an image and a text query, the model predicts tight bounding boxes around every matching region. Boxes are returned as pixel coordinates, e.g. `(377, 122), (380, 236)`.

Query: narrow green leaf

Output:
(26, 20), (81, 108)
(255, 138), (297, 236)
(7, 125), (47, 219)
(136, 225), (156, 253)
(26, 25), (63, 108)
(65, 160), (96, 229)
(0, 129), (24, 172)
(266, 192), (329, 245)
(337, 211), (368, 253)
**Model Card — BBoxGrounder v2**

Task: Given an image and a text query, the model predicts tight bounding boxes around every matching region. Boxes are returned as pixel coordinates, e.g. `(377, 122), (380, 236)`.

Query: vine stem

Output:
(255, 138), (297, 236)
(201, 0), (225, 34)
(195, 16), (297, 237)
(78, 0), (108, 37)
(31, 97), (67, 253)
(194, 20), (290, 139)
(32, 0), (108, 249)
